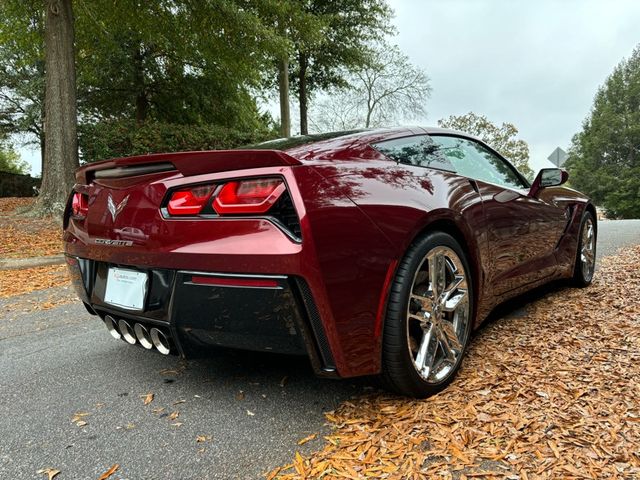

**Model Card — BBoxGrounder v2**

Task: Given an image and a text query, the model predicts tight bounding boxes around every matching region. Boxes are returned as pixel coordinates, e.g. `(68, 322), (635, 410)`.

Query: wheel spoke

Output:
(408, 312), (429, 324)
(444, 290), (467, 312)
(414, 323), (438, 376)
(411, 293), (434, 313)
(428, 251), (447, 299)
(443, 273), (464, 295)
(440, 320), (462, 353)
(587, 225), (594, 244)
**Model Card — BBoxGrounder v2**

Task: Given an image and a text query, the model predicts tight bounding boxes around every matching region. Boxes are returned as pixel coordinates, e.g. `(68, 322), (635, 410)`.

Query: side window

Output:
(373, 135), (455, 172)
(430, 136), (526, 190)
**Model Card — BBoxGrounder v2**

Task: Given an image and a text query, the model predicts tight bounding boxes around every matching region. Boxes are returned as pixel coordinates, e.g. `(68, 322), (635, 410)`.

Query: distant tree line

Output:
(566, 45), (640, 219)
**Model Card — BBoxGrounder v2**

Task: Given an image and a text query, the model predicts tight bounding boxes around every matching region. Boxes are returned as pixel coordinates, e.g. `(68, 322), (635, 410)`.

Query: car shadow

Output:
(478, 279), (570, 330)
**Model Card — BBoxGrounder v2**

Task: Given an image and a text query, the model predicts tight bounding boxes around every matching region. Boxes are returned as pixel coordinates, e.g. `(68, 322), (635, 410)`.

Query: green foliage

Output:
(0, 142), (30, 174)
(1, 0), (394, 165)
(75, 0), (286, 127)
(0, 0), (44, 143)
(289, 0), (394, 94)
(78, 120), (277, 163)
(438, 112), (534, 181)
(565, 45), (640, 219)
(1, 0), (287, 159)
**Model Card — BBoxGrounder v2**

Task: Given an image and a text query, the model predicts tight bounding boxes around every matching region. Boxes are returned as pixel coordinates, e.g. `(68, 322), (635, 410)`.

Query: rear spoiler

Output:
(76, 150), (302, 184)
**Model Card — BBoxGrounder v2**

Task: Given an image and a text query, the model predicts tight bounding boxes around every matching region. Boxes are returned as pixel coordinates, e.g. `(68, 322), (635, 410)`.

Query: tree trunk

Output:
(135, 92), (149, 123)
(298, 52), (308, 135)
(277, 57), (290, 137)
(39, 132), (45, 178)
(134, 46), (149, 123)
(36, 0), (78, 216)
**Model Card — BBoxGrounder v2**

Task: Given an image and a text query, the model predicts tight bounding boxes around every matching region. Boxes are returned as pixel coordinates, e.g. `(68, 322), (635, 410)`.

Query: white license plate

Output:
(104, 267), (148, 311)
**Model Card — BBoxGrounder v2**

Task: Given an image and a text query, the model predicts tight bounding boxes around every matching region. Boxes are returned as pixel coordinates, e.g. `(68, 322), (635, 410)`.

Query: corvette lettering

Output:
(94, 239), (133, 246)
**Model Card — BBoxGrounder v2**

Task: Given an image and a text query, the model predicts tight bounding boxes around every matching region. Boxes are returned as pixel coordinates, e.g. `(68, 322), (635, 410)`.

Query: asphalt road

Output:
(1, 219), (639, 480)
(595, 219), (640, 259)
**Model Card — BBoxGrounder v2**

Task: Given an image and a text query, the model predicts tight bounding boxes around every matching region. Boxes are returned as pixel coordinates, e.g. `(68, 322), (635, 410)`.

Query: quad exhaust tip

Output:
(118, 319), (137, 345)
(103, 315), (171, 355)
(150, 328), (171, 355)
(134, 323), (153, 350)
(104, 315), (121, 340)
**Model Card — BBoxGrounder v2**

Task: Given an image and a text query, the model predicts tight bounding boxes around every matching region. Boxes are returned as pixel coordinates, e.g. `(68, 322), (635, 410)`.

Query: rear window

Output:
(372, 135), (455, 172)
(240, 130), (365, 150)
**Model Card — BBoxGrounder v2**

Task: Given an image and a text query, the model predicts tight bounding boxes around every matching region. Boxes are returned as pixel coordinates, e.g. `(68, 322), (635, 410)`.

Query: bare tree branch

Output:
(311, 43), (431, 130)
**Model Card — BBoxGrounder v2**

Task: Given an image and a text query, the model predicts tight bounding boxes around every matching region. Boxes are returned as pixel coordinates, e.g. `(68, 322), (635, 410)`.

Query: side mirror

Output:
(529, 168), (568, 197)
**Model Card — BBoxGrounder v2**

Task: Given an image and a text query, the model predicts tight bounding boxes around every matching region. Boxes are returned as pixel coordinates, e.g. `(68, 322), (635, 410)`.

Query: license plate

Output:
(104, 267), (148, 311)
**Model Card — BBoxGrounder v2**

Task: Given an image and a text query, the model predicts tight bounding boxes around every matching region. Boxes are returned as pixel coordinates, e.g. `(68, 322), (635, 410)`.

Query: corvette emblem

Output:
(107, 193), (129, 222)
(94, 238), (133, 246)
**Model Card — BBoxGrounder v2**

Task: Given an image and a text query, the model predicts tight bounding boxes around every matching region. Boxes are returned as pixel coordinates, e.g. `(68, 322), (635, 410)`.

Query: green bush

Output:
(566, 45), (640, 219)
(79, 120), (277, 163)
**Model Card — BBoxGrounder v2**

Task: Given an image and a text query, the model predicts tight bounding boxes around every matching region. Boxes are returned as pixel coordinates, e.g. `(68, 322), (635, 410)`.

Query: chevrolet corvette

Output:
(63, 127), (596, 397)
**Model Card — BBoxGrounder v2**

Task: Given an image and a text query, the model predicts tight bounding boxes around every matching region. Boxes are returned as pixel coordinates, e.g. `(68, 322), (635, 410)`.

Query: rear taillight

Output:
(212, 179), (286, 215)
(167, 185), (215, 216)
(71, 192), (88, 219)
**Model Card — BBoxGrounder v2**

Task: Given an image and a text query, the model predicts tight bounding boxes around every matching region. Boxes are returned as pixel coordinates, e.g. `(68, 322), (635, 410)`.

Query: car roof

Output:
(260, 126), (479, 161)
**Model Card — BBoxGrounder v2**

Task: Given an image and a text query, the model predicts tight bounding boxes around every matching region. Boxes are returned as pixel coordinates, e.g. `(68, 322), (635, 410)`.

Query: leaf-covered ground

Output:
(270, 247), (640, 479)
(0, 197), (61, 258)
(0, 264), (70, 299)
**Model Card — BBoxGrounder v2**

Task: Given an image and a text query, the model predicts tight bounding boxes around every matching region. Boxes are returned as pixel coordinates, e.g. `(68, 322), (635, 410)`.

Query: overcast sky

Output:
(388, 0), (640, 171)
(20, 0), (639, 175)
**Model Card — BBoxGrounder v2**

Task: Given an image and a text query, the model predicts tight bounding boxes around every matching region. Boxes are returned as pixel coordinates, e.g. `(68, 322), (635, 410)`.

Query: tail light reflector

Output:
(213, 179), (286, 215)
(71, 192), (89, 219)
(190, 275), (280, 288)
(167, 185), (214, 216)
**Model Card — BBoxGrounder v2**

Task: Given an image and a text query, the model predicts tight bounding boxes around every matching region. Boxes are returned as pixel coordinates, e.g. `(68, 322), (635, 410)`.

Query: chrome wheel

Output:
(406, 246), (470, 383)
(580, 217), (595, 280)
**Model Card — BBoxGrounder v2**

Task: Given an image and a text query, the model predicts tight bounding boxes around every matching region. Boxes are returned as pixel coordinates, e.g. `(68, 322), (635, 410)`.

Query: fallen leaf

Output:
(97, 464), (119, 480)
(71, 412), (89, 423)
(297, 433), (317, 445)
(36, 468), (60, 480)
(247, 410), (255, 416)
(140, 393), (154, 405)
(196, 435), (212, 443)
(168, 411), (179, 420)
(236, 390), (245, 401)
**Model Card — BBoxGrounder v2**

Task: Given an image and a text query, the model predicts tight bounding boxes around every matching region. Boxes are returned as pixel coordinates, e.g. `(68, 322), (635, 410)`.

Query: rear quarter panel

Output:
(301, 160), (488, 375)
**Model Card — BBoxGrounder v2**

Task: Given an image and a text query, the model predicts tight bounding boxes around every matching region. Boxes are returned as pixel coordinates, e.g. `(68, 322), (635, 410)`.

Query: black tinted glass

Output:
(373, 135), (455, 172)
(430, 136), (526, 190)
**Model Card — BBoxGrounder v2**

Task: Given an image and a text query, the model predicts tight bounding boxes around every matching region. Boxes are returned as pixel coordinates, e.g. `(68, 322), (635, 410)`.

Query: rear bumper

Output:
(67, 256), (337, 376)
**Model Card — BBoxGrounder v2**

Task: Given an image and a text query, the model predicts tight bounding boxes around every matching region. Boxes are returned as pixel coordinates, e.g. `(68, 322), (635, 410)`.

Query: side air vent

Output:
(294, 278), (335, 371)
(269, 191), (302, 241)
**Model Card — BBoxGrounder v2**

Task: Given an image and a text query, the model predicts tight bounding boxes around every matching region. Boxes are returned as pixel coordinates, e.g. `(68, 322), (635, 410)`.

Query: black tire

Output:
(572, 211), (597, 287)
(380, 231), (474, 398)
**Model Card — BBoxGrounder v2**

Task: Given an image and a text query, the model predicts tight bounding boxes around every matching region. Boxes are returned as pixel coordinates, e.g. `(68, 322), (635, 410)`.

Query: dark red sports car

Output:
(63, 127), (596, 397)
